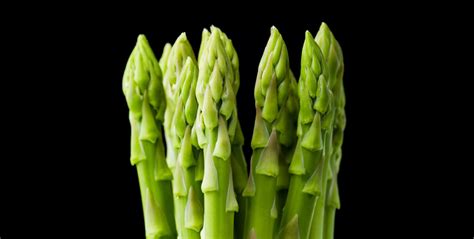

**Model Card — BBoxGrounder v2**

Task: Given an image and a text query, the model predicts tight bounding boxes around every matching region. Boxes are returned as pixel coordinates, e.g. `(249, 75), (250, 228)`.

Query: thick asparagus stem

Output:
(313, 22), (345, 239)
(194, 26), (241, 239)
(161, 34), (203, 239)
(243, 27), (298, 239)
(279, 31), (331, 239)
(123, 35), (176, 239)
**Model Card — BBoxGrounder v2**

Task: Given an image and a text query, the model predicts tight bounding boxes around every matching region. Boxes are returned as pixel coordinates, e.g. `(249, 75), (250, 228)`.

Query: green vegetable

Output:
(313, 22), (345, 239)
(279, 30), (331, 239)
(162, 33), (203, 239)
(219, 30), (248, 239)
(194, 26), (242, 239)
(161, 34), (197, 170)
(123, 35), (176, 239)
(122, 24), (346, 239)
(243, 27), (298, 239)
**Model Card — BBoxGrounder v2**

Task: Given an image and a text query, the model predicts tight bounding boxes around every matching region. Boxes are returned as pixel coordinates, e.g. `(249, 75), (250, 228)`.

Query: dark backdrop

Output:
(1, 6), (472, 238)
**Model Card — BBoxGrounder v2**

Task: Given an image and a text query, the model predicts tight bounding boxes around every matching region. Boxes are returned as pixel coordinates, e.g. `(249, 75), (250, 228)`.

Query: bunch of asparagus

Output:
(123, 23), (345, 239)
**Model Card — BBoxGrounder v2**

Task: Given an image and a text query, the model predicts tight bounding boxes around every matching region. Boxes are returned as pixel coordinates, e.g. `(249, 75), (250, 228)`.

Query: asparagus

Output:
(161, 34), (204, 239)
(217, 29), (248, 239)
(243, 27), (298, 239)
(123, 25), (346, 239)
(198, 29), (210, 63)
(194, 26), (241, 239)
(159, 43), (172, 75)
(162, 34), (197, 170)
(279, 31), (331, 239)
(302, 23), (341, 239)
(123, 35), (176, 239)
(313, 23), (345, 239)
(272, 69), (299, 238)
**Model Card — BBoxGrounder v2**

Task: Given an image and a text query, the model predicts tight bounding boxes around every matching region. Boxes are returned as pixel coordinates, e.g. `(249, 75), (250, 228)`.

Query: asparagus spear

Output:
(313, 23), (345, 239)
(161, 34), (204, 239)
(218, 29), (248, 239)
(162, 34), (197, 170)
(123, 35), (176, 239)
(243, 27), (298, 239)
(279, 31), (331, 239)
(194, 26), (240, 239)
(273, 69), (299, 238)
(303, 23), (342, 239)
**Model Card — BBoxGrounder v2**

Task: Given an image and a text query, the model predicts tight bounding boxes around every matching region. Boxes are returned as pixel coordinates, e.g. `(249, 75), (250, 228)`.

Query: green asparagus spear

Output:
(313, 22), (345, 239)
(123, 35), (176, 239)
(162, 34), (197, 170)
(303, 23), (341, 239)
(279, 30), (332, 239)
(243, 27), (298, 239)
(161, 34), (204, 239)
(194, 26), (241, 239)
(196, 28), (249, 239)
(218, 30), (249, 239)
(273, 69), (299, 238)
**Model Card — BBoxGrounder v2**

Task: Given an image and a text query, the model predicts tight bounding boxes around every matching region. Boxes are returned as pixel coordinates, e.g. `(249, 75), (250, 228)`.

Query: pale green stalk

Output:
(279, 31), (332, 239)
(162, 34), (203, 239)
(123, 35), (176, 239)
(219, 30), (248, 239)
(243, 27), (298, 239)
(313, 22), (345, 239)
(193, 26), (241, 239)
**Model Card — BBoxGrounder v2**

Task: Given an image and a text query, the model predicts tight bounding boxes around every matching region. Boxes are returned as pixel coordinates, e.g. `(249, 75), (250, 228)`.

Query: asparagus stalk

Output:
(123, 35), (176, 239)
(243, 27), (298, 239)
(274, 69), (299, 238)
(313, 23), (345, 239)
(194, 26), (240, 239)
(218, 30), (248, 239)
(162, 34), (197, 170)
(279, 31), (331, 239)
(161, 34), (204, 239)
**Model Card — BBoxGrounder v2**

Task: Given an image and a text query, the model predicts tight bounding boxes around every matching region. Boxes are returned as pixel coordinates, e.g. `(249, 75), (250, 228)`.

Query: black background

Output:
(1, 5), (472, 238)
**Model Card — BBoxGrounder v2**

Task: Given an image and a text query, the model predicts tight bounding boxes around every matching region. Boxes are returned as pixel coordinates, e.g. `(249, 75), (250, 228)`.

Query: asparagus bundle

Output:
(194, 26), (243, 239)
(243, 27), (298, 239)
(313, 23), (345, 239)
(123, 35), (176, 239)
(161, 34), (203, 239)
(122, 23), (345, 239)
